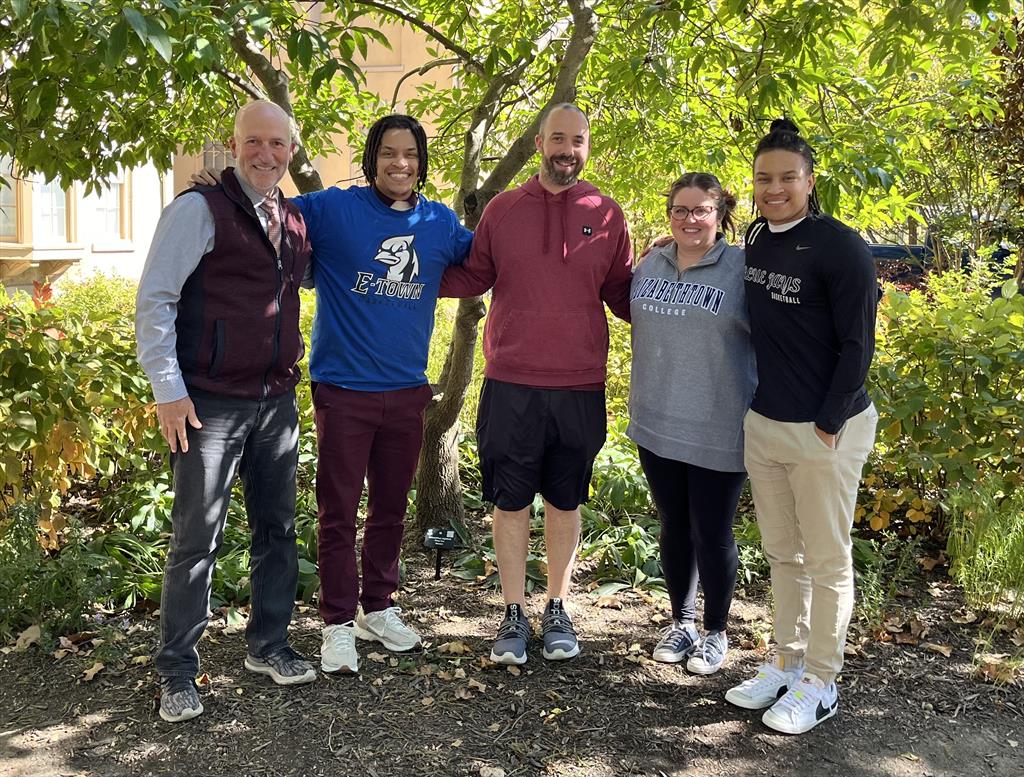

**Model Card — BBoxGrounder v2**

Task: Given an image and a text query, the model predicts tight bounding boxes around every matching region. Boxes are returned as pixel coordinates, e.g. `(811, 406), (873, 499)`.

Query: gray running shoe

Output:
(490, 603), (531, 665)
(541, 598), (580, 660)
(159, 677), (203, 723)
(244, 645), (316, 685)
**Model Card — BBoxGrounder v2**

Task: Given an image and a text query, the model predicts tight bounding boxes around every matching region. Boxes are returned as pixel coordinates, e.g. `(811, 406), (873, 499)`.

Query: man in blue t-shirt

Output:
(295, 115), (472, 674)
(192, 114), (472, 675)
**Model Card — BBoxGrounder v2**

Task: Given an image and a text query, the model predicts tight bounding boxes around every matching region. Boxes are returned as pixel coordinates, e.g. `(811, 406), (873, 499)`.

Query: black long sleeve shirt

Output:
(743, 213), (878, 434)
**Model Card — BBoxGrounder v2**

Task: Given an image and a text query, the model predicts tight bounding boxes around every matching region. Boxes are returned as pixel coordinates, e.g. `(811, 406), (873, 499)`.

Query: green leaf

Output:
(1001, 279), (1019, 299)
(122, 8), (148, 44)
(12, 0), (29, 20)
(105, 21), (129, 69)
(12, 412), (37, 434)
(146, 18), (173, 62)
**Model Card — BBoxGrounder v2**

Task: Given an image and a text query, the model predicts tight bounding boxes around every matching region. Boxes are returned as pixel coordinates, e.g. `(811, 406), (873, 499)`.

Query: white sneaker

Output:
(725, 662), (802, 709)
(355, 606), (422, 652)
(762, 674), (839, 734)
(321, 622), (358, 674)
(687, 630), (728, 675)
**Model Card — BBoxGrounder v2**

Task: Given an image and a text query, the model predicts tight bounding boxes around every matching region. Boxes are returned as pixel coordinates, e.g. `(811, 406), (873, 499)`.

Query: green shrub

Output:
(946, 475), (1024, 616)
(54, 273), (137, 321)
(0, 503), (114, 640)
(865, 272), (1024, 534)
(852, 532), (922, 630)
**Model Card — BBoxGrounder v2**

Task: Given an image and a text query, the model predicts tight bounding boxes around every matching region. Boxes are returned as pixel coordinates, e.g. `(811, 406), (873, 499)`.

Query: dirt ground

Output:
(2, 555), (1023, 777)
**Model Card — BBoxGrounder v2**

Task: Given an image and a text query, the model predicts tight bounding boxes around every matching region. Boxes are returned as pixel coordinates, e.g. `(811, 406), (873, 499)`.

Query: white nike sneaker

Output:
(724, 662), (803, 709)
(355, 606), (422, 652)
(762, 674), (839, 734)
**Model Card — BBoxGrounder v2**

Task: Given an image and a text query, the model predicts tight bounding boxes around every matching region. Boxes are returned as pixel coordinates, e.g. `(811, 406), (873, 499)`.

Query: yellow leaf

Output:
(437, 640), (472, 655)
(595, 594), (623, 609)
(82, 661), (105, 682)
(131, 655), (151, 666)
(14, 624), (42, 652)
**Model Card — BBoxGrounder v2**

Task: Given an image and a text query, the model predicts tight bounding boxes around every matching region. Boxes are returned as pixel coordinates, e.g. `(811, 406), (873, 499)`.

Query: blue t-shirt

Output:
(293, 185), (473, 391)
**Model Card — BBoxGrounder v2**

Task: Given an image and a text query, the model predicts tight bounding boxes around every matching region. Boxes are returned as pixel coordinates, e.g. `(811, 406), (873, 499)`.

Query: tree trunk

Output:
(413, 295), (486, 538)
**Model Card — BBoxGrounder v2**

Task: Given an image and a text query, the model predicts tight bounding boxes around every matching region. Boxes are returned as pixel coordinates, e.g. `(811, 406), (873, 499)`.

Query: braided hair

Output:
(666, 172), (739, 236)
(361, 114), (429, 190)
(753, 118), (822, 214)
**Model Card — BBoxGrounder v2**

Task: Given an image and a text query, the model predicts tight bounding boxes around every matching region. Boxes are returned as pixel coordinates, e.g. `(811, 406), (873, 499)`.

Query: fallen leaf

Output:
(82, 662), (105, 682)
(1012, 629), (1024, 648)
(506, 665), (521, 676)
(53, 649), (72, 660)
(13, 624), (41, 652)
(421, 696), (435, 706)
(436, 670), (454, 681)
(650, 613), (668, 625)
(453, 667), (467, 679)
(894, 633), (919, 646)
(468, 678), (486, 692)
(367, 652), (387, 664)
(900, 753), (920, 762)
(455, 687), (475, 700)
(883, 615), (906, 633)
(918, 553), (946, 571)
(595, 595), (623, 610)
(950, 609), (977, 625)
(486, 723), (501, 733)
(976, 654), (1020, 685)
(923, 643), (953, 657)
(437, 641), (472, 655)
(195, 673), (211, 687)
(908, 617), (929, 639)
(480, 767), (506, 777)
(452, 739), (463, 747)
(132, 655), (151, 666)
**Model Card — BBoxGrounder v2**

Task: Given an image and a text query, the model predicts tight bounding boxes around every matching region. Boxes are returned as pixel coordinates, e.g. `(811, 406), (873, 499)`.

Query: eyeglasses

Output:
(668, 205), (717, 221)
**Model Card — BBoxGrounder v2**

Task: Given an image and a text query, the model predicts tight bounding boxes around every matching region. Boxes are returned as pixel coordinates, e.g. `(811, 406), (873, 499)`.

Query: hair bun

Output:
(769, 117), (800, 135)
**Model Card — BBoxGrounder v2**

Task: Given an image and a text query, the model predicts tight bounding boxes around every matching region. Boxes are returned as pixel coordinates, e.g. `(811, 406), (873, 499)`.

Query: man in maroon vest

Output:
(136, 100), (314, 723)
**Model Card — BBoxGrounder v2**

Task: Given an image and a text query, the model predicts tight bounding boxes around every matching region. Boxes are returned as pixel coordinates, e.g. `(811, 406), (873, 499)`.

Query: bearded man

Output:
(440, 103), (633, 665)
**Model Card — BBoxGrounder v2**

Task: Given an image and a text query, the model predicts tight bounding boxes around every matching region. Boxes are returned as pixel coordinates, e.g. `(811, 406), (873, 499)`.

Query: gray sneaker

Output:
(652, 620), (700, 663)
(541, 598), (580, 660)
(159, 677), (203, 723)
(490, 603), (531, 665)
(687, 630), (728, 675)
(244, 645), (316, 685)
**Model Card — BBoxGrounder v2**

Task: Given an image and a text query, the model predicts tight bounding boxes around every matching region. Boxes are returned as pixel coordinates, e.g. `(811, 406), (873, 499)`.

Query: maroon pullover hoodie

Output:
(441, 175), (633, 388)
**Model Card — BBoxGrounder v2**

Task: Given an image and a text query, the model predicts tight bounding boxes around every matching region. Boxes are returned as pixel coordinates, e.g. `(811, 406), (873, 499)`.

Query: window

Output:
(0, 157), (17, 241)
(33, 177), (69, 243)
(202, 141), (235, 171)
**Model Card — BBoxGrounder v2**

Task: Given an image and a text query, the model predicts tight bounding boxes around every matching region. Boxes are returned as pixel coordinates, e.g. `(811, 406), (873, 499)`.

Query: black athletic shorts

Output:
(475, 378), (607, 511)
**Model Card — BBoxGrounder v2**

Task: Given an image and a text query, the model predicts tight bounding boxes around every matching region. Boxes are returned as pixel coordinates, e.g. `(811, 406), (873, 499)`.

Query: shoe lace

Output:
(657, 623), (696, 651)
(163, 676), (197, 694)
(326, 622), (356, 649)
(542, 606), (575, 637)
(695, 633), (726, 665)
(265, 644), (307, 670)
(377, 606), (411, 633)
(774, 682), (818, 716)
(496, 614), (531, 641)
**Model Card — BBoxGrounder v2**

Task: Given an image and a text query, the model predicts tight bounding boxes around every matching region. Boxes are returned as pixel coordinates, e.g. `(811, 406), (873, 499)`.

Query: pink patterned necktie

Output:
(259, 196), (282, 256)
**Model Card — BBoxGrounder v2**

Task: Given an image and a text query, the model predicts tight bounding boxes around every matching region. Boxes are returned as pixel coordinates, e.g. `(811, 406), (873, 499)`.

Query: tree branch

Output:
(481, 0), (599, 194)
(229, 26), (323, 193)
(390, 58), (461, 111)
(352, 0), (484, 74)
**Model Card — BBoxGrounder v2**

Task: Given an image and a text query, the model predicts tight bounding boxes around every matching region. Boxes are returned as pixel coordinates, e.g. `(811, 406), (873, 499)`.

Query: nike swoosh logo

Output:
(796, 245), (812, 251)
(816, 700), (835, 720)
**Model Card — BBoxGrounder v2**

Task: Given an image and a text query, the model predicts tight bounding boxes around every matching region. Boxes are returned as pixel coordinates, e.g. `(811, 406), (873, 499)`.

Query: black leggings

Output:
(638, 446), (745, 631)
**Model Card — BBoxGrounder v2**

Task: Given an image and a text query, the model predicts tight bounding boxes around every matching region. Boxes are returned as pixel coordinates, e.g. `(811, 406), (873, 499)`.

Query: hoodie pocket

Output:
(491, 308), (607, 374)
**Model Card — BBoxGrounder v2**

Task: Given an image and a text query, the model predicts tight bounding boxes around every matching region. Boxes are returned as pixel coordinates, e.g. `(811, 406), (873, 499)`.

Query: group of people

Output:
(135, 100), (878, 737)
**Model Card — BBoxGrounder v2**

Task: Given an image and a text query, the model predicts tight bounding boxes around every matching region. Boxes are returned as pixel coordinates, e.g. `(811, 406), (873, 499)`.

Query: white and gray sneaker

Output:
(762, 674), (839, 734)
(244, 645), (316, 685)
(725, 662), (803, 709)
(355, 606), (422, 652)
(687, 630), (728, 675)
(321, 621), (358, 674)
(159, 676), (203, 723)
(652, 620), (700, 663)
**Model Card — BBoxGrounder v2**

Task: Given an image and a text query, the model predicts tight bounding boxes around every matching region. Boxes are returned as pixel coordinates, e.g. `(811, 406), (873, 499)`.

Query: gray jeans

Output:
(155, 390), (300, 678)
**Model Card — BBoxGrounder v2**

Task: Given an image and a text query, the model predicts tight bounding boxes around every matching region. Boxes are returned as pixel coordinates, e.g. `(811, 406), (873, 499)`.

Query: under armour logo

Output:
(582, 226), (593, 236)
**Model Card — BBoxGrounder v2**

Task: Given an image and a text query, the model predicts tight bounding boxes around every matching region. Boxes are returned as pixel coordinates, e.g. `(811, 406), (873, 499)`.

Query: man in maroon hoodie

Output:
(441, 103), (632, 665)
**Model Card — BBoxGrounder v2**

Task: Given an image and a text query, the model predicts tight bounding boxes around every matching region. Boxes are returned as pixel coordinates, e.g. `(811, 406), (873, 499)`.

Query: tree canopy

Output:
(3, 0), (1020, 525)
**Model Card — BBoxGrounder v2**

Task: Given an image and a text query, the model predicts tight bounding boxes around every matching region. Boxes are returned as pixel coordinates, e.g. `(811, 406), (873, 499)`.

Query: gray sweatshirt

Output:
(627, 238), (756, 472)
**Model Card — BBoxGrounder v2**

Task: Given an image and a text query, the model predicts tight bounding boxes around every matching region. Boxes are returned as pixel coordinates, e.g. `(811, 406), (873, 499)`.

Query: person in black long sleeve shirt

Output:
(724, 119), (879, 736)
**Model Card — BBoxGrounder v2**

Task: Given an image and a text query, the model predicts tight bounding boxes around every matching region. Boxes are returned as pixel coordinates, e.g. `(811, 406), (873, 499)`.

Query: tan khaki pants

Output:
(743, 405), (878, 684)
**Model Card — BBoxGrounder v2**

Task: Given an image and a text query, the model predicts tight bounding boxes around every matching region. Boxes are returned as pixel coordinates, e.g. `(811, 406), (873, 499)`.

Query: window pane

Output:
(202, 141), (235, 171)
(0, 157), (15, 238)
(33, 178), (67, 241)
(95, 182), (122, 239)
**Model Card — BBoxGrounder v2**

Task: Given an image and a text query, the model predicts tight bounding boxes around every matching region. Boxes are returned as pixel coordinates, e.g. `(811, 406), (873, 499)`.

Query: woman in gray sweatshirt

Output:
(628, 172), (756, 675)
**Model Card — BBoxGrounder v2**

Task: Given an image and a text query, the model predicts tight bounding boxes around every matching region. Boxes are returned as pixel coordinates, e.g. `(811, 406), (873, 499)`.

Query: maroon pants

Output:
(313, 383), (433, 624)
